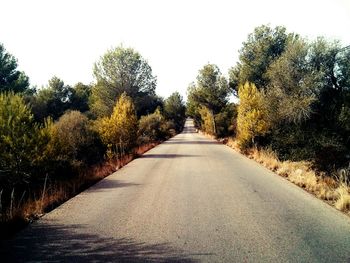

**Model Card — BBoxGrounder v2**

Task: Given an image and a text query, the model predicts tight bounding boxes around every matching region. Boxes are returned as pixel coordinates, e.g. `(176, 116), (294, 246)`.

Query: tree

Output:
(306, 38), (350, 168)
(91, 46), (157, 117)
(186, 83), (202, 128)
(138, 109), (172, 143)
(188, 64), (230, 135)
(227, 24), (350, 170)
(96, 93), (138, 157)
(265, 38), (316, 125)
(164, 92), (186, 132)
(198, 106), (215, 135)
(133, 93), (164, 118)
(237, 82), (269, 147)
(48, 111), (102, 168)
(229, 25), (295, 92)
(31, 76), (73, 121)
(214, 103), (237, 138)
(70, 82), (92, 113)
(0, 43), (30, 93)
(308, 38), (349, 128)
(194, 64), (230, 113)
(0, 92), (49, 188)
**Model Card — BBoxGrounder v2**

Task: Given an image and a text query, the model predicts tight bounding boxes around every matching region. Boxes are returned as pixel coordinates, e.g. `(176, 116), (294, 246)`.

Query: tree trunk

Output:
(210, 109), (216, 135)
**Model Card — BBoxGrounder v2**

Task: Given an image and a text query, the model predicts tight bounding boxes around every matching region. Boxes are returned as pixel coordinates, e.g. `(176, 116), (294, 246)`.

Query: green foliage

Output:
(48, 111), (103, 170)
(192, 64), (230, 114)
(230, 25), (295, 91)
(0, 43), (189, 224)
(91, 46), (157, 117)
(186, 83), (202, 128)
(194, 102), (236, 138)
(307, 38), (349, 127)
(133, 94), (164, 118)
(138, 109), (174, 143)
(30, 76), (74, 121)
(96, 93), (138, 157)
(0, 43), (30, 93)
(30, 77), (93, 122)
(237, 82), (269, 147)
(0, 92), (49, 188)
(266, 38), (350, 167)
(198, 103), (236, 138)
(198, 106), (215, 135)
(214, 103), (237, 138)
(70, 82), (92, 113)
(339, 102), (350, 132)
(164, 92), (186, 132)
(186, 64), (231, 136)
(229, 25), (350, 170)
(265, 38), (316, 125)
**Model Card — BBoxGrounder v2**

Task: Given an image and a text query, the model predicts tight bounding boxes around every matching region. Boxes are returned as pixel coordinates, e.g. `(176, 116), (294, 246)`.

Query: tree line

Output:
(0, 44), (186, 224)
(187, 25), (350, 173)
(1, 24), (349, 228)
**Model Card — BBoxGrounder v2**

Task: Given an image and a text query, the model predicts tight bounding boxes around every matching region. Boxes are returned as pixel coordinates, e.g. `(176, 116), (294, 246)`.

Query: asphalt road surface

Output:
(1, 119), (350, 262)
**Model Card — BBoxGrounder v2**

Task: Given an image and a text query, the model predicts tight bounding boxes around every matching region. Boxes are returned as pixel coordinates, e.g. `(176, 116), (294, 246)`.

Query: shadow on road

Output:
(164, 140), (219, 145)
(181, 126), (197, 134)
(0, 222), (198, 263)
(141, 154), (201, 159)
(87, 179), (140, 192)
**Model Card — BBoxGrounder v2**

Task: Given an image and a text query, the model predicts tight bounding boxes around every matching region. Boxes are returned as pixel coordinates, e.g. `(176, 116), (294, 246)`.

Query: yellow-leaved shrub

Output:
(199, 106), (215, 135)
(96, 92), (138, 158)
(237, 82), (269, 148)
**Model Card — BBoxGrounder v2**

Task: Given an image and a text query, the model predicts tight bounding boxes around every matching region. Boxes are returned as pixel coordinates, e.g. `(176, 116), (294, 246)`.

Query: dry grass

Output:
(289, 169), (318, 191)
(249, 147), (280, 171)
(227, 137), (241, 152)
(22, 184), (69, 219)
(225, 137), (350, 214)
(0, 142), (159, 238)
(315, 183), (338, 201)
(87, 143), (157, 182)
(335, 184), (350, 211)
(198, 130), (216, 140)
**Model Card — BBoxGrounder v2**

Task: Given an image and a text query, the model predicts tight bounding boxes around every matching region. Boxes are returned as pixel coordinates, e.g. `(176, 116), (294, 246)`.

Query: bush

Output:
(0, 92), (50, 218)
(0, 92), (50, 189)
(138, 110), (174, 144)
(164, 92), (186, 132)
(48, 111), (103, 171)
(214, 103), (237, 138)
(199, 106), (215, 135)
(96, 93), (138, 158)
(237, 82), (269, 148)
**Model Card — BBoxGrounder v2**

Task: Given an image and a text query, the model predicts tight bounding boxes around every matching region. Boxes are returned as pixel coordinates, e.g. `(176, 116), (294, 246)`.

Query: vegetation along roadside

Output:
(1, 23), (350, 238)
(187, 25), (350, 216)
(0, 45), (186, 239)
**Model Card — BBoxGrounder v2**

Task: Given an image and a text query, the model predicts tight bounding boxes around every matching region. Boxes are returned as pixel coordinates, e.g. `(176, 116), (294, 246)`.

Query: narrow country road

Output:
(1, 119), (350, 262)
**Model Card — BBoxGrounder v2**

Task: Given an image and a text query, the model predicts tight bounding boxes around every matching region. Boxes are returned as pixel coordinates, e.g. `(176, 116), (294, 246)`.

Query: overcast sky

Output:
(1, 0), (349, 98)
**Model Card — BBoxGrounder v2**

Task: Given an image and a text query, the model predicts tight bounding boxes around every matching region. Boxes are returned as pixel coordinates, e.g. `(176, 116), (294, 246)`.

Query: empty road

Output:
(1, 119), (350, 262)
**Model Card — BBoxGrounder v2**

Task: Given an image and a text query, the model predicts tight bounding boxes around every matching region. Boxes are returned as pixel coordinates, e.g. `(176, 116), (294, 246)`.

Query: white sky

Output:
(0, 0), (349, 99)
